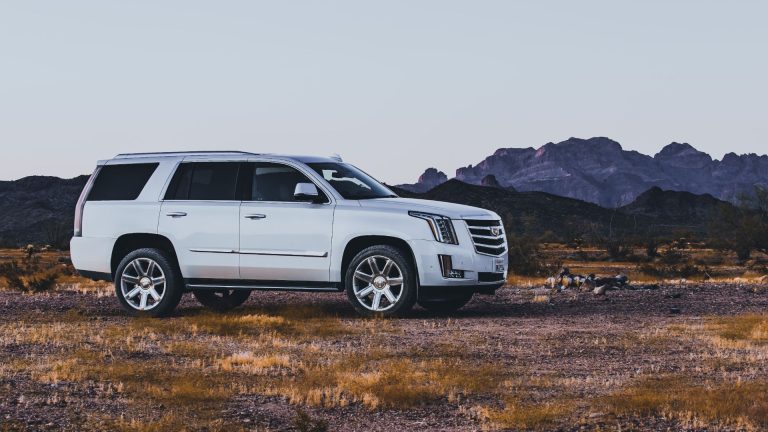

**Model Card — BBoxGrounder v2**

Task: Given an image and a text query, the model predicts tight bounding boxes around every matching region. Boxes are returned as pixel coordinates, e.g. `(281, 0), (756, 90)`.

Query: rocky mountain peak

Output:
(654, 142), (712, 169)
(417, 168), (447, 186)
(397, 137), (768, 206)
(480, 174), (501, 188)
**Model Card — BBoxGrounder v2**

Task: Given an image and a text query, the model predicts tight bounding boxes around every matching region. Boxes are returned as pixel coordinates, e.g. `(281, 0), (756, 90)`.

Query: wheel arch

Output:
(111, 233), (181, 278)
(340, 235), (418, 284)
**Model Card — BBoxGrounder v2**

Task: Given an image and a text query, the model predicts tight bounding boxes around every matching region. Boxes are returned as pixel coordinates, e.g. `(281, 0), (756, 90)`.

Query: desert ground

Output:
(1, 249), (767, 431)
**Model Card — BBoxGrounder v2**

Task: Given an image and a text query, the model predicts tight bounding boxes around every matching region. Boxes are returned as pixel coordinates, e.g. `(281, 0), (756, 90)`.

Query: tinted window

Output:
(87, 163), (158, 201)
(307, 162), (395, 200)
(248, 163), (324, 202)
(164, 162), (240, 201)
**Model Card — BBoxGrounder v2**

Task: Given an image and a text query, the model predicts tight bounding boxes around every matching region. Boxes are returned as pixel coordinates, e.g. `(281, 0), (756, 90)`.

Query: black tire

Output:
(345, 245), (417, 317)
(193, 289), (251, 312)
(114, 248), (184, 317)
(418, 293), (473, 313)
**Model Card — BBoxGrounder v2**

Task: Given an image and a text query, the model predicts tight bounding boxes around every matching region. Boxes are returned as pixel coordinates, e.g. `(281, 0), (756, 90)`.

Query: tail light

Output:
(73, 166), (101, 237)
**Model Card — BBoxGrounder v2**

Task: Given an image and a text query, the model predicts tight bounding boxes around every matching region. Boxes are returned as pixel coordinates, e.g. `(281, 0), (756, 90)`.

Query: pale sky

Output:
(1, 1), (766, 184)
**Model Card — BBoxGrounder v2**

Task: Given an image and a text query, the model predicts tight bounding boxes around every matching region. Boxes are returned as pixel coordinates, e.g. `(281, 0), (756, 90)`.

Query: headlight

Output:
(409, 211), (458, 244)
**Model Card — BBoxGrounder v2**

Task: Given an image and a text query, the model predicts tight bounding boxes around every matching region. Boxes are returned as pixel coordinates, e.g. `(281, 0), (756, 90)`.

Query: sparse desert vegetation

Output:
(1, 248), (767, 431)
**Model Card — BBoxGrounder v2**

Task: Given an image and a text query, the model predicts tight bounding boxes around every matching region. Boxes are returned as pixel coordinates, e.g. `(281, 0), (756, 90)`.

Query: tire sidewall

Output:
(114, 248), (183, 317)
(344, 245), (416, 317)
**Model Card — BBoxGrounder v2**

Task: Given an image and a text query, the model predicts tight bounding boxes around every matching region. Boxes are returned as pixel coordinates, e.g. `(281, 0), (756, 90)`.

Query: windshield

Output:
(307, 162), (397, 200)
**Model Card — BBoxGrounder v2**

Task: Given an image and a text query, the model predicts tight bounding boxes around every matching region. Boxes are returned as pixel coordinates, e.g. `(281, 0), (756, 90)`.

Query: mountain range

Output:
(0, 142), (743, 247)
(0, 175), (88, 247)
(391, 180), (726, 241)
(397, 137), (768, 207)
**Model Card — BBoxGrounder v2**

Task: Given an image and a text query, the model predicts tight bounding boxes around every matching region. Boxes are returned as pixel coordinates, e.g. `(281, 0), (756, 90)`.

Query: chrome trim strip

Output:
(186, 284), (337, 292)
(470, 234), (502, 240)
(239, 249), (328, 258)
(189, 248), (327, 257)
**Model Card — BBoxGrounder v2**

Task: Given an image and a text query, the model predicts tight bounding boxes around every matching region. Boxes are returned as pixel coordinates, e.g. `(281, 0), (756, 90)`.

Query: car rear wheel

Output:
(115, 248), (183, 317)
(193, 289), (251, 312)
(418, 293), (473, 313)
(345, 245), (416, 317)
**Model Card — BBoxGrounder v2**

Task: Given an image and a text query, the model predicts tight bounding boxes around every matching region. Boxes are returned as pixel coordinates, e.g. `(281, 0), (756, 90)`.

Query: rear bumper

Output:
(70, 236), (115, 276)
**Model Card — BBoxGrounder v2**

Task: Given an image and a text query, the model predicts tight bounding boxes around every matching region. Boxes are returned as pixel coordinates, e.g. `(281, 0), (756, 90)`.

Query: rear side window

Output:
(87, 163), (158, 201)
(164, 162), (240, 201)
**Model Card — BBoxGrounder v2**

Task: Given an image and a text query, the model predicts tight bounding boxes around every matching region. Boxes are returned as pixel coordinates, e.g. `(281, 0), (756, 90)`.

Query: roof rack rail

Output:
(114, 151), (260, 159)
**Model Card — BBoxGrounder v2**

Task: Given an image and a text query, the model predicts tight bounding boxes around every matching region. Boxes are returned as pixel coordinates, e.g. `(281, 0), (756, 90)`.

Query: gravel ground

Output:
(1, 282), (767, 431)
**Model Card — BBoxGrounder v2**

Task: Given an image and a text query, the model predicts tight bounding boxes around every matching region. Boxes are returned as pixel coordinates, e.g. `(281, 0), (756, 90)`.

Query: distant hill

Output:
(618, 187), (727, 228)
(397, 137), (768, 208)
(0, 173), (733, 248)
(392, 180), (728, 241)
(0, 175), (88, 247)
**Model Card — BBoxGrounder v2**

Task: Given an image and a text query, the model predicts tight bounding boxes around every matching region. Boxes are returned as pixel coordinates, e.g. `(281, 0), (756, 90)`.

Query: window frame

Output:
(162, 161), (245, 202)
(241, 160), (332, 205)
(86, 162), (159, 202)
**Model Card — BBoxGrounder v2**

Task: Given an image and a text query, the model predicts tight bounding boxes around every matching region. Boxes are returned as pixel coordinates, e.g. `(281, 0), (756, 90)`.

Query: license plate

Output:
(494, 258), (505, 273)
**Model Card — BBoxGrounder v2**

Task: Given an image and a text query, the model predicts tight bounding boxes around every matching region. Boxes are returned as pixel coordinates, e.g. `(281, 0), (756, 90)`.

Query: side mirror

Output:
(294, 183), (320, 202)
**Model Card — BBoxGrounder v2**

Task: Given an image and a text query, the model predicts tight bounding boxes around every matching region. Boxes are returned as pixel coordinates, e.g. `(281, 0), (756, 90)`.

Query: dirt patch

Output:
(1, 281), (767, 431)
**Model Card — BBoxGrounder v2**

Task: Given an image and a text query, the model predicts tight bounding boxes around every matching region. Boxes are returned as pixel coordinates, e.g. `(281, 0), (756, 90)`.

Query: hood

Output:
(358, 197), (498, 220)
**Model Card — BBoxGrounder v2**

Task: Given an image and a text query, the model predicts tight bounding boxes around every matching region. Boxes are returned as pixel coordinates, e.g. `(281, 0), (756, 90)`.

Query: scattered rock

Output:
(593, 285), (607, 296)
(669, 307), (681, 314)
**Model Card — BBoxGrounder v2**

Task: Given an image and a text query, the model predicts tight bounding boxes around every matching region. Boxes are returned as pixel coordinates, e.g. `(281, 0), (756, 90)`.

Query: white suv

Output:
(70, 151), (508, 317)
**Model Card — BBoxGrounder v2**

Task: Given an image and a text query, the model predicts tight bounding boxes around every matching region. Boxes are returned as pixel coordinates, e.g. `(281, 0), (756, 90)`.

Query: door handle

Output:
(166, 212), (187, 218)
(244, 214), (267, 220)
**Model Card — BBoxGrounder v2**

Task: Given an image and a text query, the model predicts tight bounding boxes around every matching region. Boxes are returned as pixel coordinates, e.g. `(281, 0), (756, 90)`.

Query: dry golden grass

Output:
(709, 314), (768, 344)
(480, 398), (574, 430)
(607, 376), (768, 430)
(266, 354), (502, 409)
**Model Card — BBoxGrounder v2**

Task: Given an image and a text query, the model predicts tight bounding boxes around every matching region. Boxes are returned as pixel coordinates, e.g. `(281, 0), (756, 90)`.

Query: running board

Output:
(185, 278), (341, 292)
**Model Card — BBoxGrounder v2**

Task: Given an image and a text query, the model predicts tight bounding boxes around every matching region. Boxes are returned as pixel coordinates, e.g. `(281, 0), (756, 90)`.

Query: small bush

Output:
(638, 263), (701, 279)
(605, 240), (630, 260)
(507, 236), (561, 276)
(0, 260), (60, 292)
(293, 409), (328, 432)
(660, 248), (685, 265)
(645, 238), (659, 258)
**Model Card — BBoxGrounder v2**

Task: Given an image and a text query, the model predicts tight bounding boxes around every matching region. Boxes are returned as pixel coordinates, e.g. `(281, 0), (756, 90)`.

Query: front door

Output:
(158, 161), (241, 280)
(239, 162), (335, 282)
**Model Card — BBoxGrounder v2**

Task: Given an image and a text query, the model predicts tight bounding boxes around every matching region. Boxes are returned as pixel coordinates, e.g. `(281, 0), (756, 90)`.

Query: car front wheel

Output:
(345, 245), (417, 317)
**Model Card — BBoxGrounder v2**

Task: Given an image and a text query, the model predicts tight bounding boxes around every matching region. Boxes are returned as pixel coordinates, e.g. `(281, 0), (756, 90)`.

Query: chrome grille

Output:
(464, 219), (506, 256)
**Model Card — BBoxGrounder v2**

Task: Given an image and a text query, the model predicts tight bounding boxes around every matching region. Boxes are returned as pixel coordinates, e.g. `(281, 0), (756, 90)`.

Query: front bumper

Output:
(408, 238), (508, 292)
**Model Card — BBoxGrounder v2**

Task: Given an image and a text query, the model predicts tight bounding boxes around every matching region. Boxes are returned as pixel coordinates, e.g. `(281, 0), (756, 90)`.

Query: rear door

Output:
(238, 161), (335, 282)
(158, 161), (242, 280)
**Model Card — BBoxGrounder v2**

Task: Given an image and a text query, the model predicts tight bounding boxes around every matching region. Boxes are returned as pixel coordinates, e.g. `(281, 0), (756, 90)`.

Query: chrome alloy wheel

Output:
(120, 258), (166, 311)
(352, 255), (404, 312)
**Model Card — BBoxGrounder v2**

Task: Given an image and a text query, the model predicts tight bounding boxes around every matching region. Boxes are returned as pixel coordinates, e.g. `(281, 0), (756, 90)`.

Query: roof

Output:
(113, 151), (343, 163)
(113, 151), (258, 159)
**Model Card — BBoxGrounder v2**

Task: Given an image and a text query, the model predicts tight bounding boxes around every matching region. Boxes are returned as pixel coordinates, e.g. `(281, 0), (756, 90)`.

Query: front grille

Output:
(464, 219), (507, 256)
